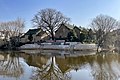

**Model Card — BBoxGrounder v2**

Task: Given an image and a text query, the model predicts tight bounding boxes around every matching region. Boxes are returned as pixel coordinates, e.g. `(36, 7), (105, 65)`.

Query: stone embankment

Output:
(19, 42), (97, 51)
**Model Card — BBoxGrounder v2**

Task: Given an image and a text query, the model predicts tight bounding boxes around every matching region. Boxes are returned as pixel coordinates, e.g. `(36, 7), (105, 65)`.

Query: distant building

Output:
(20, 28), (49, 43)
(55, 24), (74, 39)
(0, 31), (7, 47)
(55, 23), (81, 41)
(73, 26), (81, 40)
(0, 31), (6, 40)
(20, 24), (83, 43)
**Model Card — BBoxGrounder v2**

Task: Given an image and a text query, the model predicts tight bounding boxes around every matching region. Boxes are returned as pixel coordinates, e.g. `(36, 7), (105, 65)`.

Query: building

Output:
(20, 23), (82, 43)
(0, 31), (7, 47)
(55, 23), (81, 41)
(73, 26), (81, 40)
(55, 24), (74, 39)
(0, 31), (5, 39)
(20, 28), (49, 43)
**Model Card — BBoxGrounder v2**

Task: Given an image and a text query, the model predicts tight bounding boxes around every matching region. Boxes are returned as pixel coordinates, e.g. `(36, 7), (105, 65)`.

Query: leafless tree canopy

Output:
(32, 8), (70, 40)
(0, 18), (25, 40)
(91, 14), (118, 33)
(90, 14), (118, 51)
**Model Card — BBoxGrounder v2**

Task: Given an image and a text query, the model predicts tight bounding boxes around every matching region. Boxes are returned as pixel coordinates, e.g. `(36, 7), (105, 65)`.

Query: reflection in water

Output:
(91, 54), (120, 80)
(0, 51), (120, 80)
(0, 52), (23, 78)
(24, 54), (71, 80)
(22, 51), (120, 80)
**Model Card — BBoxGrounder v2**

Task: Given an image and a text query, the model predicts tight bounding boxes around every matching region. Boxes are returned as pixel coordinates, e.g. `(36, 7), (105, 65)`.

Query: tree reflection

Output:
(31, 56), (71, 80)
(91, 52), (120, 80)
(55, 52), (120, 80)
(22, 51), (120, 80)
(0, 52), (23, 78)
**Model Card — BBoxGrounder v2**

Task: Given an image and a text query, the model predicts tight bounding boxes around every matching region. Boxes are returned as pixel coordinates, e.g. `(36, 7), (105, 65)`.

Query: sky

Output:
(0, 0), (120, 32)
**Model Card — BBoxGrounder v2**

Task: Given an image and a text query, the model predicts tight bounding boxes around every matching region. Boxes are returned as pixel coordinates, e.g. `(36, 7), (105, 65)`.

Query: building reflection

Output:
(21, 51), (120, 80)
(1, 51), (120, 80)
(22, 53), (71, 80)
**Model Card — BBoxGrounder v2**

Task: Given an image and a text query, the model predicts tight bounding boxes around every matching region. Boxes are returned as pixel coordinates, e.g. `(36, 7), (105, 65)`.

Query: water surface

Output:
(0, 50), (120, 80)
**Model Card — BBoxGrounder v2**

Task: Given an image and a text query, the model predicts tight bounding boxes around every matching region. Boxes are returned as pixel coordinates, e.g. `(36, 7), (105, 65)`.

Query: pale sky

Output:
(0, 0), (120, 32)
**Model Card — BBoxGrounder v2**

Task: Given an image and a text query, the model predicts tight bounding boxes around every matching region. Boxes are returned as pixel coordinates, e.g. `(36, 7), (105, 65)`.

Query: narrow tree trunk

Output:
(97, 46), (99, 52)
(51, 32), (54, 40)
(97, 42), (100, 52)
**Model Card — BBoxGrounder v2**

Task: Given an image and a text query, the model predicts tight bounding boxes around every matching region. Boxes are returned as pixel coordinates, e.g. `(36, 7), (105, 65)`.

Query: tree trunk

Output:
(97, 42), (100, 52)
(97, 46), (99, 52)
(51, 32), (55, 40)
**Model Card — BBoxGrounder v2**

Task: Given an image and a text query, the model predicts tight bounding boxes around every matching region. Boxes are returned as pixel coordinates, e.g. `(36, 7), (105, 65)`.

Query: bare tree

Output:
(90, 14), (118, 51)
(32, 8), (70, 40)
(0, 18), (25, 49)
(0, 18), (25, 41)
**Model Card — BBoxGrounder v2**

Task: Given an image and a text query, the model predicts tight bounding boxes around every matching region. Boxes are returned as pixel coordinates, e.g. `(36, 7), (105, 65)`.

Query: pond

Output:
(0, 50), (120, 80)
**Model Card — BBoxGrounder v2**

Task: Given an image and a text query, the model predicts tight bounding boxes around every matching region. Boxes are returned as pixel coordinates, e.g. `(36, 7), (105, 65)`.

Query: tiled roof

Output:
(64, 24), (74, 30)
(25, 28), (41, 35)
(55, 23), (80, 33)
(62, 23), (81, 30)
(20, 28), (41, 38)
(73, 26), (81, 31)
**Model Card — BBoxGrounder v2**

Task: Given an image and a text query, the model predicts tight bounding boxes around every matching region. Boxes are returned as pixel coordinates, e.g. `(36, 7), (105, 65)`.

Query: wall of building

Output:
(74, 27), (81, 40)
(20, 33), (49, 43)
(55, 25), (70, 39)
(0, 39), (6, 47)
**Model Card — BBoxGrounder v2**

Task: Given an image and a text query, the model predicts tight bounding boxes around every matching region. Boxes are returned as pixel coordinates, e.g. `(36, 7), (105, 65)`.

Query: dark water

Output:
(0, 50), (120, 80)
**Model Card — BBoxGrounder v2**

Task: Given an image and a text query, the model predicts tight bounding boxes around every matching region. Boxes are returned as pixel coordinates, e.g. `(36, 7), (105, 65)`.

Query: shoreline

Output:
(18, 43), (97, 51)
(18, 47), (97, 51)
